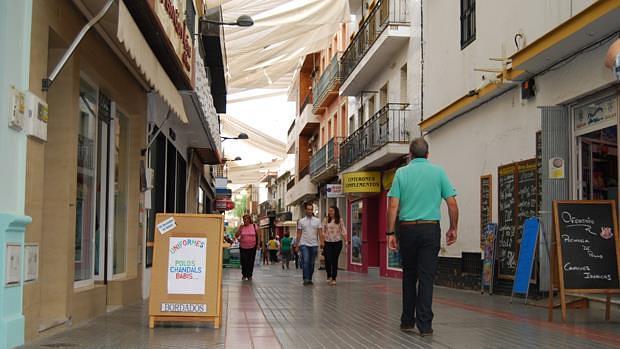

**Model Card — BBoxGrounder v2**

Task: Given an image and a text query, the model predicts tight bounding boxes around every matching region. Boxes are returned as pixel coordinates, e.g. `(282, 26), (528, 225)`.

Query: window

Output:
(113, 111), (129, 276)
(400, 64), (408, 103)
(186, 0), (196, 39)
(328, 119), (332, 139)
(198, 186), (205, 214)
(460, 0), (476, 49)
(380, 83), (388, 107)
(75, 79), (97, 285)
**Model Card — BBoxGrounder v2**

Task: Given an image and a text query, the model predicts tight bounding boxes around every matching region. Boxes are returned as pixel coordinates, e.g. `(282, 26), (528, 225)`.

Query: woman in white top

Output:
(322, 206), (348, 285)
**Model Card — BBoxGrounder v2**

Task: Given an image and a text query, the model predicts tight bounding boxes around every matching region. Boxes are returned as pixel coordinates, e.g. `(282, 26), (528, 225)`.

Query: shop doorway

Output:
(577, 126), (618, 201)
(350, 200), (363, 267)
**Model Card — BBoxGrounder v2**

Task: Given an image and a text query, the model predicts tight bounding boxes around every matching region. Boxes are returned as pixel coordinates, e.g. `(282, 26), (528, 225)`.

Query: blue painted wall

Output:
(0, 0), (32, 348)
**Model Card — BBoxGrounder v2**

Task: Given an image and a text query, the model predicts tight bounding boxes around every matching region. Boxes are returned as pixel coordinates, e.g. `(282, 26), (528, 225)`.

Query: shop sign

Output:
(342, 172), (381, 193)
(574, 97), (617, 133)
(154, 0), (193, 78)
(215, 199), (234, 211)
(167, 237), (207, 294)
(215, 177), (228, 189)
(161, 302), (207, 313)
(382, 168), (397, 190)
(215, 188), (232, 199)
(549, 157), (565, 179)
(326, 184), (344, 198)
(259, 217), (270, 226)
(276, 212), (292, 222)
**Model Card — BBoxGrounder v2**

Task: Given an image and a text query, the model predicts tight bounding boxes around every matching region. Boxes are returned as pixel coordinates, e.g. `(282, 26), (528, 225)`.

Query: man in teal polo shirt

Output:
(387, 137), (459, 336)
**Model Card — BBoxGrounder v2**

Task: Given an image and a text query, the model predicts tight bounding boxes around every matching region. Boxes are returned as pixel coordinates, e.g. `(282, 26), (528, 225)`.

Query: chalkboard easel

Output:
(549, 200), (620, 322)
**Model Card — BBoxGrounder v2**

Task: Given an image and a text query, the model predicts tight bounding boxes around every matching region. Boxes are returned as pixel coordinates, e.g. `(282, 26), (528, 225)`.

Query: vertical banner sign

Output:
(512, 218), (540, 300)
(168, 237), (207, 294)
(482, 223), (498, 293)
(480, 175), (492, 249)
(498, 164), (517, 278)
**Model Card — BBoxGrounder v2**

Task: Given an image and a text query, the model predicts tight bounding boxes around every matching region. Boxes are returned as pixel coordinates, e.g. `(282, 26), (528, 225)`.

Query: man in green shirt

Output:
(387, 137), (459, 336)
(280, 232), (293, 270)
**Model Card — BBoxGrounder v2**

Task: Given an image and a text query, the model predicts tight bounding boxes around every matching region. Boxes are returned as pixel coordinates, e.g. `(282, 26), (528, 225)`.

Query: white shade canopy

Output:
(206, 0), (350, 90)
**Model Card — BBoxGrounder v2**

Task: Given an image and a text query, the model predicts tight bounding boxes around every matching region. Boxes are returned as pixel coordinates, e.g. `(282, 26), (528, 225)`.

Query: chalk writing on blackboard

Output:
(554, 201), (620, 291)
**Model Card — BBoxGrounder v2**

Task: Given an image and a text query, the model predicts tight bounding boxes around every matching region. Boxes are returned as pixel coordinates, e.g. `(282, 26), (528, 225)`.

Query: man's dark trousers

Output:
(399, 223), (441, 332)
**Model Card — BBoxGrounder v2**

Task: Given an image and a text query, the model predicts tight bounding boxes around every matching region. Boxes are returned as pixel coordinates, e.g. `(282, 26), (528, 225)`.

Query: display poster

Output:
(326, 184), (344, 198)
(25, 244), (39, 282)
(5, 244), (21, 286)
(168, 237), (207, 294)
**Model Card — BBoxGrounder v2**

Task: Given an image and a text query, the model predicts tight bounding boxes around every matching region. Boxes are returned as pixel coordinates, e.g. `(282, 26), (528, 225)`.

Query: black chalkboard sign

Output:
(480, 175), (492, 249)
(553, 201), (620, 292)
(516, 161), (538, 258)
(498, 165), (517, 278)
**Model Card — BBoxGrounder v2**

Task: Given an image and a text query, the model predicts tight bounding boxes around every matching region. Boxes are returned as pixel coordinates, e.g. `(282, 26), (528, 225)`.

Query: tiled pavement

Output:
(20, 263), (620, 348)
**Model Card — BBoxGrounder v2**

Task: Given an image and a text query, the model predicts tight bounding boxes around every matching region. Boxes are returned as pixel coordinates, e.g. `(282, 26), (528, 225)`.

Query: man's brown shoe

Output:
(418, 329), (434, 337)
(400, 324), (416, 332)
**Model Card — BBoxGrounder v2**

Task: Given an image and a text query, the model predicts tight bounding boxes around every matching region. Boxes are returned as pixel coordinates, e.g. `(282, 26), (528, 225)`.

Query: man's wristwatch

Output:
(386, 231), (395, 236)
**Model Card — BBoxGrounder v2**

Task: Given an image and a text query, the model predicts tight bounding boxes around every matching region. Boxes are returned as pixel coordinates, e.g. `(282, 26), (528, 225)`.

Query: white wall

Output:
(427, 39), (617, 257)
(348, 46), (410, 129)
(422, 0), (597, 119)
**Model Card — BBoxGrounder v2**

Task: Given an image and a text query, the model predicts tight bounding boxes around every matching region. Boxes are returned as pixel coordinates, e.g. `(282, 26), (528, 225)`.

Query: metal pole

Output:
(42, 0), (115, 91)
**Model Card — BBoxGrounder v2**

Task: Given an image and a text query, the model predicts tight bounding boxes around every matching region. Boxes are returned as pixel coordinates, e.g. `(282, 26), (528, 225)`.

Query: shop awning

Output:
(179, 91), (222, 164)
(116, 1), (188, 123)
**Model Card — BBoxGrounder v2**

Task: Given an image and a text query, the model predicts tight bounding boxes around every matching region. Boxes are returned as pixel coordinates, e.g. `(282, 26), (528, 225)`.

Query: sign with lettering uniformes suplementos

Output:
(553, 201), (620, 291)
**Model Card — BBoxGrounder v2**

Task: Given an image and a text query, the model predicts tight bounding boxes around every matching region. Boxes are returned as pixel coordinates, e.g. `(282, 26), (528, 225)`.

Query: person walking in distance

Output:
(235, 214), (260, 281)
(280, 231), (293, 269)
(322, 206), (348, 286)
(294, 203), (323, 285)
(387, 138), (459, 336)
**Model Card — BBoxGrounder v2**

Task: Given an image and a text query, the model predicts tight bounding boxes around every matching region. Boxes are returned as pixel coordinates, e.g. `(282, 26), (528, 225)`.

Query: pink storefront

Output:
(344, 169), (403, 279)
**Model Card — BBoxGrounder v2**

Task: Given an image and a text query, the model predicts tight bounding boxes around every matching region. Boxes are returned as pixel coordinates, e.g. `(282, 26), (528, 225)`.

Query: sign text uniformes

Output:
(168, 237), (207, 294)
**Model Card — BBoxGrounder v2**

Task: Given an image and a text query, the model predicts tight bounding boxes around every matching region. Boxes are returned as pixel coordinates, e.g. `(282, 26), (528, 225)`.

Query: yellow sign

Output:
(382, 168), (397, 190)
(343, 171), (381, 193)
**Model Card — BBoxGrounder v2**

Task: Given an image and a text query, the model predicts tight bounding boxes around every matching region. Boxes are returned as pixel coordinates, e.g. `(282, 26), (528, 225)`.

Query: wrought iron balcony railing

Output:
(339, 103), (410, 170)
(312, 54), (342, 112)
(299, 164), (310, 179)
(340, 0), (409, 83)
(299, 93), (313, 115)
(310, 137), (345, 177)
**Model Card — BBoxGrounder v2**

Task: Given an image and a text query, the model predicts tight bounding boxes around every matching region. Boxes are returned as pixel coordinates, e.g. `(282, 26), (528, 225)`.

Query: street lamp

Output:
(221, 133), (249, 141)
(201, 14), (254, 27)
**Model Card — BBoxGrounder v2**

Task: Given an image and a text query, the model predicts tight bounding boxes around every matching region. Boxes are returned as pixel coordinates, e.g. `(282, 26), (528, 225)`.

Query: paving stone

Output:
(20, 264), (620, 349)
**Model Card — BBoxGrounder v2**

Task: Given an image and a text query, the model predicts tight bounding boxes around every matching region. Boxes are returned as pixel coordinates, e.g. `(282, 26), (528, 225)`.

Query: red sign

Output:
(156, 0), (193, 74)
(215, 199), (234, 211)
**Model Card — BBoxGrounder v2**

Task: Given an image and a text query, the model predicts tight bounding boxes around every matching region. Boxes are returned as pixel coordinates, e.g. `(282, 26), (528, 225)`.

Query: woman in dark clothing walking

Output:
(235, 214), (260, 281)
(322, 206), (348, 286)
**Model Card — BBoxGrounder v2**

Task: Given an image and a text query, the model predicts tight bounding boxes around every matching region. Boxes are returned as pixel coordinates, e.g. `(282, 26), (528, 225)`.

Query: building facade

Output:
(421, 0), (620, 291)
(21, 0), (224, 342)
(0, 1), (33, 347)
(338, 0), (419, 278)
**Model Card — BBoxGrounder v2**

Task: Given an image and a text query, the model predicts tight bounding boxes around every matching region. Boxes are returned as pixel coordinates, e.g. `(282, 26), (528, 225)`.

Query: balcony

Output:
(339, 103), (410, 172)
(310, 137), (344, 183)
(340, 0), (410, 96)
(312, 55), (342, 114)
(286, 167), (317, 206)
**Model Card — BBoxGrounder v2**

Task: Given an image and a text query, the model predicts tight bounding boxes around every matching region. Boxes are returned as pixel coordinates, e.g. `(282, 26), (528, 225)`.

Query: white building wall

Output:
(427, 33), (617, 258)
(422, 0), (597, 119)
